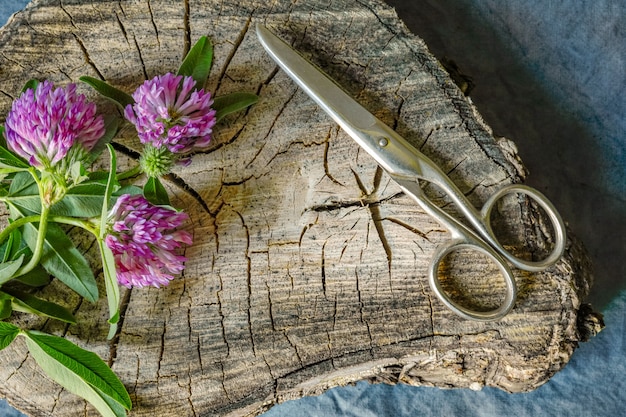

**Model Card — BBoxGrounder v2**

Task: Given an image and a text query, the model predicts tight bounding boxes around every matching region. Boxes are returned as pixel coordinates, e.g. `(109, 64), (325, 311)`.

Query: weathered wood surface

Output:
(0, 0), (595, 416)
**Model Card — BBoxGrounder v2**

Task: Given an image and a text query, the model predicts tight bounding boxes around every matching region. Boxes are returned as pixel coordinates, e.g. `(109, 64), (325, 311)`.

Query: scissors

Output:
(256, 25), (566, 321)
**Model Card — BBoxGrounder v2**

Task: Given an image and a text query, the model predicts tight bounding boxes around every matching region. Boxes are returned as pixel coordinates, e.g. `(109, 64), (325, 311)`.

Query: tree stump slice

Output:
(0, 1), (595, 416)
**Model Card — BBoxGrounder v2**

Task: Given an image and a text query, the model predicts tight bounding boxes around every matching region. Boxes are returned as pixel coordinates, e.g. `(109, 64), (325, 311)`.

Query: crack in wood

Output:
(282, 330), (303, 368)
(59, 1), (77, 28)
(368, 201), (392, 271)
(110, 141), (141, 160)
(156, 319), (167, 381)
(257, 66), (280, 96)
(463, 180), (484, 200)
(183, 0), (191, 56)
(354, 268), (373, 352)
(261, 354), (277, 380)
(59, 2), (108, 81)
(50, 386), (63, 415)
(215, 16), (252, 95)
(304, 190), (403, 214)
(245, 87), (299, 170)
(338, 230), (357, 262)
(412, 247), (436, 347)
(146, 0), (160, 48)
(107, 288), (133, 367)
(163, 172), (211, 214)
(6, 353), (29, 383)
(232, 209), (255, 355)
(320, 240), (327, 297)
(321, 126), (345, 186)
(62, 297), (84, 336)
(192, 333), (204, 377)
(384, 217), (436, 241)
(298, 218), (318, 248)
(114, 11), (129, 45)
(352, 167), (393, 271)
(132, 33), (149, 81)
(446, 156), (468, 176)
(265, 282), (276, 332)
(215, 271), (231, 357)
(183, 362), (198, 417)
(219, 361), (232, 402)
(191, 122), (248, 159)
(71, 33), (106, 80)
(325, 330), (335, 369)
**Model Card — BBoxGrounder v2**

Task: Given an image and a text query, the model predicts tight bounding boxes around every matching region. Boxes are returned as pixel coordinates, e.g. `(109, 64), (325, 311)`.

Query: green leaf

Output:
(115, 185), (143, 197)
(0, 254), (24, 285)
(24, 331), (132, 415)
(9, 229), (31, 262)
(85, 115), (121, 165)
(4, 288), (76, 323)
(0, 144), (29, 170)
(18, 216), (98, 302)
(14, 266), (50, 287)
(212, 92), (259, 122)
(9, 179), (134, 218)
(69, 161), (90, 185)
(177, 36), (213, 88)
(0, 226), (22, 263)
(10, 184), (104, 218)
(8, 171), (37, 197)
(56, 183), (109, 217)
(5, 196), (40, 216)
(0, 293), (13, 320)
(0, 322), (19, 350)
(92, 385), (130, 417)
(100, 145), (120, 340)
(99, 240), (120, 340)
(143, 176), (170, 206)
(0, 222), (50, 287)
(100, 144), (118, 238)
(21, 79), (39, 93)
(88, 170), (115, 183)
(79, 76), (134, 110)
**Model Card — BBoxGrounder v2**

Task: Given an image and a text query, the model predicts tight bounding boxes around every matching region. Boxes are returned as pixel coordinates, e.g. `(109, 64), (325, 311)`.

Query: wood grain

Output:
(0, 1), (595, 416)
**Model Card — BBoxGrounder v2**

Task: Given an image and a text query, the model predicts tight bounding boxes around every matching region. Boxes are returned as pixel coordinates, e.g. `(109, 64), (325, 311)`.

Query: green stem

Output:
(49, 215), (98, 235)
(10, 168), (94, 277)
(11, 168), (51, 277)
(0, 212), (97, 244)
(0, 215), (41, 245)
(14, 204), (49, 277)
(116, 164), (141, 181)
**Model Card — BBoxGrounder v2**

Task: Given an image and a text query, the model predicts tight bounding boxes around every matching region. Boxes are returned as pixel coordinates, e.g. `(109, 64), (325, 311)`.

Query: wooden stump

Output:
(0, 1), (597, 416)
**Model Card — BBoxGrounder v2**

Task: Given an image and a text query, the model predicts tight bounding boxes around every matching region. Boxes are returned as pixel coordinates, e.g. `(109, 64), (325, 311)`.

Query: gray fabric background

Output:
(0, 1), (624, 416)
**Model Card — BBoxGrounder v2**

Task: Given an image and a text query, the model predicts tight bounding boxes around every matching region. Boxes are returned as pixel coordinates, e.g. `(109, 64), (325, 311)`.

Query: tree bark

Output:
(0, 0), (597, 416)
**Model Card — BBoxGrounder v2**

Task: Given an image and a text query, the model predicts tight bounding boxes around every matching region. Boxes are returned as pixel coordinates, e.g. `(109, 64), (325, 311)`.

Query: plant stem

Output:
(0, 212), (97, 246)
(14, 204), (49, 277)
(11, 168), (52, 276)
(0, 215), (41, 244)
(49, 215), (98, 235)
(116, 164), (141, 181)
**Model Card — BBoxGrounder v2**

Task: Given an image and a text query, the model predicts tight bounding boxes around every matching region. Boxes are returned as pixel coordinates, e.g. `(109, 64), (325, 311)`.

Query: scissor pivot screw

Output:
(378, 137), (389, 147)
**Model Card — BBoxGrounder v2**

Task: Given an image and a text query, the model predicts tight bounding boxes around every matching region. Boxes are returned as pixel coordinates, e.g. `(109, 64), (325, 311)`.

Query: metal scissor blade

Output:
(256, 25), (413, 175)
(257, 25), (475, 211)
(257, 24), (376, 130)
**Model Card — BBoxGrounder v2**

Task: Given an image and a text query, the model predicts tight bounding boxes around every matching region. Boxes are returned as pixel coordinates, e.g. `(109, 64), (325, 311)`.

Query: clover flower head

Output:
(4, 80), (105, 170)
(124, 73), (216, 154)
(105, 194), (193, 288)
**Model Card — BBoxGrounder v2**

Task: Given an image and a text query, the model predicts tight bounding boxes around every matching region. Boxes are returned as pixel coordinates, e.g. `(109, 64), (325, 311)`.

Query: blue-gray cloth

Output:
(1, 1), (624, 416)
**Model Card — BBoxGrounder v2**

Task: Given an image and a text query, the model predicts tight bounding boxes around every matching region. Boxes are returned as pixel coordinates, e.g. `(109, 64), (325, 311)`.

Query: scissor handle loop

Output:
(428, 239), (517, 321)
(480, 184), (566, 272)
